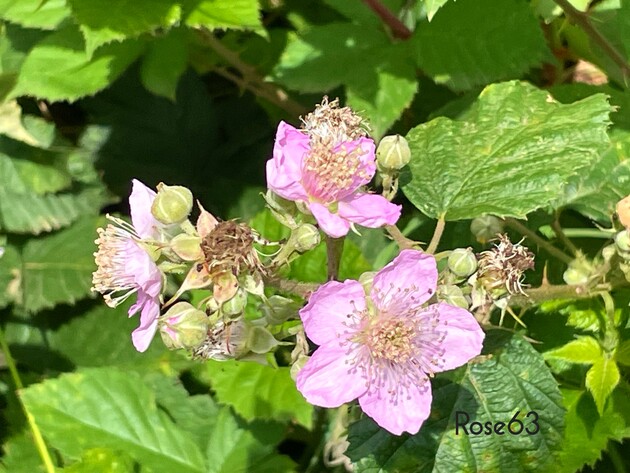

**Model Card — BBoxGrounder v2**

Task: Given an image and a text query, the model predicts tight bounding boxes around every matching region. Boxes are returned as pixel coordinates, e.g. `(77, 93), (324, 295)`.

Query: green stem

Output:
(263, 275), (319, 298)
(508, 282), (611, 307)
(385, 224), (418, 250)
(504, 218), (574, 265)
(560, 228), (615, 239)
(325, 236), (344, 281)
(426, 217), (445, 254)
(0, 327), (56, 473)
(553, 0), (630, 81)
(551, 215), (578, 256)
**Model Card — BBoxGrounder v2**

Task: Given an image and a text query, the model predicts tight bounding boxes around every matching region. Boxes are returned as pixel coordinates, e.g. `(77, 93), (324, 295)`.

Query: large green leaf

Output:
(347, 333), (564, 472)
(412, 0), (550, 91)
(67, 0), (181, 55)
(20, 368), (206, 472)
(183, 0), (262, 31)
(19, 217), (102, 312)
(12, 26), (145, 102)
(558, 386), (630, 472)
(197, 359), (313, 429)
(206, 407), (296, 473)
(401, 81), (612, 220)
(544, 336), (602, 365)
(0, 0), (70, 30)
(140, 27), (189, 100)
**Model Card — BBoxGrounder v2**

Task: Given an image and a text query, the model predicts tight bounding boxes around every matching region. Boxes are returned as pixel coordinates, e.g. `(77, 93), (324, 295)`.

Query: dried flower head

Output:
(477, 234), (535, 295)
(199, 220), (261, 277)
(300, 96), (368, 146)
(191, 318), (248, 360)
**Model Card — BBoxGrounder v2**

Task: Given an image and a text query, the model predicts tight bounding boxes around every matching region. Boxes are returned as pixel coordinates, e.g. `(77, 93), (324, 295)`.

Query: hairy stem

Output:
(385, 224), (418, 250)
(199, 31), (307, 117)
(361, 0), (412, 39)
(263, 275), (320, 298)
(551, 215), (579, 256)
(0, 327), (56, 473)
(426, 217), (445, 254)
(553, 0), (630, 80)
(504, 218), (574, 265)
(325, 236), (344, 281)
(508, 282), (610, 307)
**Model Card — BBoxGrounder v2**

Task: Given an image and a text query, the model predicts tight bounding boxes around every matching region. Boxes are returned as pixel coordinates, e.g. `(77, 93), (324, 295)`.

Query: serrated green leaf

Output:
(20, 217), (102, 312)
(140, 28), (189, 100)
(615, 340), (630, 366)
(401, 81), (612, 220)
(545, 336), (602, 364)
(0, 25), (48, 101)
(586, 356), (620, 415)
(183, 0), (262, 31)
(413, 0), (550, 91)
(20, 368), (206, 472)
(62, 448), (135, 473)
(559, 386), (630, 472)
(67, 0), (181, 55)
(347, 333), (564, 473)
(206, 407), (296, 473)
(0, 0), (70, 30)
(0, 186), (107, 234)
(197, 359), (313, 429)
(12, 26), (145, 102)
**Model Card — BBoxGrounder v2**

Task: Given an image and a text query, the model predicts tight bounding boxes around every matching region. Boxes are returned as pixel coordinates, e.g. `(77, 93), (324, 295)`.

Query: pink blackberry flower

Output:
(92, 179), (163, 352)
(296, 250), (485, 435)
(266, 99), (401, 238)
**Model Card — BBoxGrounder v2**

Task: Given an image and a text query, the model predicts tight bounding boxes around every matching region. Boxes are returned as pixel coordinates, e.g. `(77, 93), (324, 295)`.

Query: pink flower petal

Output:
(300, 280), (366, 345)
(324, 138), (376, 201)
(297, 346), (367, 407)
(130, 297), (160, 352)
(125, 242), (162, 298)
(129, 179), (160, 239)
(266, 121), (309, 201)
(358, 373), (432, 435)
(371, 249), (437, 313)
(338, 193), (401, 229)
(309, 202), (351, 238)
(432, 302), (484, 371)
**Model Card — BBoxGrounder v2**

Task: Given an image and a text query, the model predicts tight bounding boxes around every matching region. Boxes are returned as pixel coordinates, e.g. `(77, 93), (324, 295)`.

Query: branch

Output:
(325, 236), (344, 281)
(504, 217), (574, 264)
(508, 282), (610, 307)
(385, 224), (418, 250)
(553, 0), (630, 81)
(361, 0), (412, 40)
(263, 275), (320, 298)
(426, 217), (446, 254)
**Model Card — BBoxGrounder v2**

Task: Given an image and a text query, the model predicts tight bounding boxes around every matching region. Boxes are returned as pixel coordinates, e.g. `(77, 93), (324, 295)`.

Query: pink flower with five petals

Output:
(296, 249), (485, 435)
(266, 121), (401, 238)
(92, 179), (163, 352)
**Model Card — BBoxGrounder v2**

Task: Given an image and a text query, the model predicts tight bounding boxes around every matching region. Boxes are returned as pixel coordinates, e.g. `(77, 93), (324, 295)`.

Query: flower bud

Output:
(151, 183), (193, 225)
(293, 224), (320, 253)
(170, 233), (203, 261)
(159, 302), (208, 349)
(246, 326), (279, 354)
(437, 284), (469, 309)
(261, 295), (300, 324)
(448, 248), (478, 278)
(221, 288), (248, 317)
(602, 244), (616, 262)
(615, 230), (630, 254)
(562, 257), (593, 286)
(470, 215), (504, 244)
(376, 135), (411, 172)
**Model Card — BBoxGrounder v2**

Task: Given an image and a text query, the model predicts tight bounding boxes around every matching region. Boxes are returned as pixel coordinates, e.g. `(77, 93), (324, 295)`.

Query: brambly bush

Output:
(2, 1), (630, 472)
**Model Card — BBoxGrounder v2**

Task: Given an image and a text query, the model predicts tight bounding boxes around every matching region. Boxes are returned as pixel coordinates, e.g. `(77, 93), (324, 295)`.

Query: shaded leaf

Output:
(140, 27), (189, 100)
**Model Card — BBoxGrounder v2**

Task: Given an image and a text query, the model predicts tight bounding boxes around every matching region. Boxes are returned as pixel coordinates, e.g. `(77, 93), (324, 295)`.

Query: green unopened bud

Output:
(437, 284), (469, 309)
(602, 244), (616, 262)
(159, 302), (208, 349)
(293, 224), (320, 253)
(151, 183), (193, 225)
(262, 295), (300, 324)
(615, 230), (630, 254)
(221, 288), (248, 317)
(448, 248), (478, 278)
(470, 215), (504, 244)
(376, 135), (411, 172)
(562, 258), (593, 286)
(171, 233), (203, 261)
(246, 326), (279, 354)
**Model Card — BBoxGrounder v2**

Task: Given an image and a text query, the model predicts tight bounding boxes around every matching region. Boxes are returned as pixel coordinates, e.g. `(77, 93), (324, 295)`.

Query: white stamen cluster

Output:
(300, 97), (368, 146)
(191, 318), (247, 360)
(477, 234), (535, 295)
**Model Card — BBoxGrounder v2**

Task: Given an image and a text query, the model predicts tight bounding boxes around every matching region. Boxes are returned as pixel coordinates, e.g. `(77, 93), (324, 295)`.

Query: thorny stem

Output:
(551, 214), (579, 256)
(361, 0), (412, 39)
(553, 0), (630, 81)
(508, 282), (611, 307)
(385, 224), (418, 250)
(198, 31), (308, 117)
(504, 218), (574, 265)
(0, 327), (56, 473)
(426, 217), (446, 254)
(263, 275), (319, 298)
(326, 236), (344, 281)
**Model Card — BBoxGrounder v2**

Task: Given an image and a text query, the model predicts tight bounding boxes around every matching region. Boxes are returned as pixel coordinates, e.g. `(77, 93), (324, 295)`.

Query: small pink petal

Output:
(129, 179), (160, 239)
(266, 121), (309, 201)
(309, 202), (350, 238)
(126, 243), (161, 298)
(338, 193), (401, 229)
(358, 374), (432, 435)
(432, 302), (484, 371)
(300, 280), (366, 345)
(371, 250), (437, 313)
(297, 346), (367, 407)
(130, 297), (160, 352)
